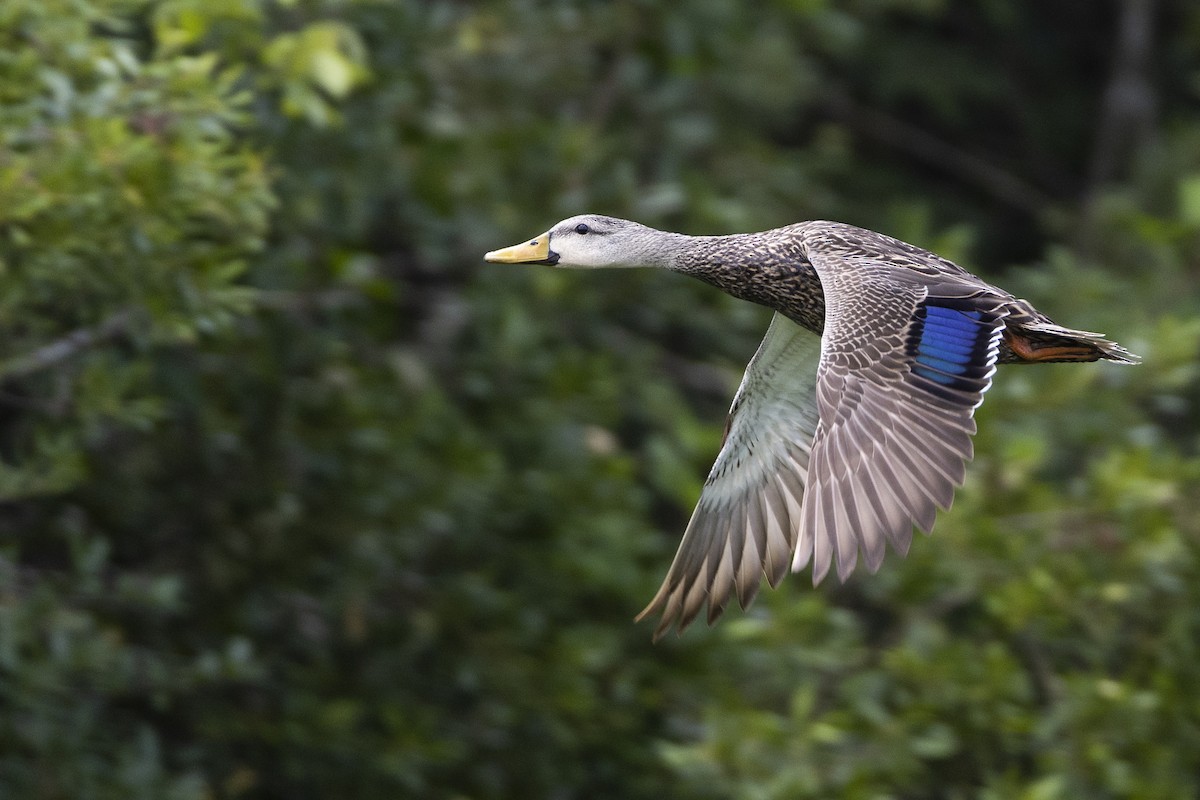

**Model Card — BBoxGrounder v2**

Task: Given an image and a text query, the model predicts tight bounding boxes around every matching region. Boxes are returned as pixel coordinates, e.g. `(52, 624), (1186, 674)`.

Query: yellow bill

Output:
(484, 231), (558, 265)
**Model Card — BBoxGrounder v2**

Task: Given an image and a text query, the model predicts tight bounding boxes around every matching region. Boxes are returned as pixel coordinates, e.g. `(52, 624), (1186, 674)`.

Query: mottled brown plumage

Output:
(486, 215), (1139, 639)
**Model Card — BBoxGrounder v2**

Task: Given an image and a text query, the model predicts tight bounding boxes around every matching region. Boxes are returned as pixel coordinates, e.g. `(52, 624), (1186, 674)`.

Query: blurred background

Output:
(2, 0), (1198, 797)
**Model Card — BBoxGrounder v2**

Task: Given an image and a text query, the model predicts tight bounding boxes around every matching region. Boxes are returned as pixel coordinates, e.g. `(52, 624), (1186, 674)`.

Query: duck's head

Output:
(485, 214), (660, 270)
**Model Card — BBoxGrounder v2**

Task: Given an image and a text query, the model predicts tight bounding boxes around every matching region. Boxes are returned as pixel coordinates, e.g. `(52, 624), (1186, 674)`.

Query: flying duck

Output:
(486, 215), (1139, 639)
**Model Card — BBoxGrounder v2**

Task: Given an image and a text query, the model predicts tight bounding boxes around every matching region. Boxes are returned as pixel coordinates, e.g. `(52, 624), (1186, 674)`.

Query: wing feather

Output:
(637, 313), (822, 638)
(788, 238), (1007, 586)
(640, 228), (1010, 638)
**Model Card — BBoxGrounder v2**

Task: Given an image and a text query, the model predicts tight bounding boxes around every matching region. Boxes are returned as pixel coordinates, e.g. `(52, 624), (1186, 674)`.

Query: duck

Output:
(485, 215), (1139, 640)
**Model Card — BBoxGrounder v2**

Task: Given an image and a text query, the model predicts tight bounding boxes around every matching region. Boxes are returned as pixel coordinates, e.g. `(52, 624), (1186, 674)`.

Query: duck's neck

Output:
(662, 232), (826, 334)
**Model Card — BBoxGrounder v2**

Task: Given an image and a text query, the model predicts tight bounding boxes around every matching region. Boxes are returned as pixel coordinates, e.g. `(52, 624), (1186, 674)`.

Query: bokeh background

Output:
(3, 1), (1199, 797)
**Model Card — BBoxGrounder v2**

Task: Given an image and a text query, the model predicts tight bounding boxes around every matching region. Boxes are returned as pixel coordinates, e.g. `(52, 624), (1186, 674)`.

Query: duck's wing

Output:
(636, 312), (821, 640)
(795, 237), (1008, 586)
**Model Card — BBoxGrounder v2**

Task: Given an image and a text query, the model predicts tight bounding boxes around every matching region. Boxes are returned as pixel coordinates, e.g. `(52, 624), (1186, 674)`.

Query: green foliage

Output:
(0, 0), (274, 501)
(1, 1), (1199, 798)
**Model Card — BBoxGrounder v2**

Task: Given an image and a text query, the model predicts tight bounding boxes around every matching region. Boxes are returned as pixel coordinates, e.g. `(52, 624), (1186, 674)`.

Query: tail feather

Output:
(1005, 322), (1140, 365)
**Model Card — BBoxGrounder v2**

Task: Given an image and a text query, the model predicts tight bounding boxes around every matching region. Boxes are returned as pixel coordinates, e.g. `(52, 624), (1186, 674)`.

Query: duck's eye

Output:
(574, 223), (591, 235)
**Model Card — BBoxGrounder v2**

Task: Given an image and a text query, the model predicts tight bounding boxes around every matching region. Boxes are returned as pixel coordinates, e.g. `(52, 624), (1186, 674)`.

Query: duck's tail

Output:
(1002, 322), (1140, 365)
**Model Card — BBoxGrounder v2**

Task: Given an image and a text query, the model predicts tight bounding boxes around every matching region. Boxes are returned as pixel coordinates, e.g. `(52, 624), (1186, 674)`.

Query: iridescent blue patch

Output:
(912, 305), (986, 386)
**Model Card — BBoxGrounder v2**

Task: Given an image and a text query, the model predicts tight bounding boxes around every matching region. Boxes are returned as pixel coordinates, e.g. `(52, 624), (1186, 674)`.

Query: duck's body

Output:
(486, 215), (1138, 639)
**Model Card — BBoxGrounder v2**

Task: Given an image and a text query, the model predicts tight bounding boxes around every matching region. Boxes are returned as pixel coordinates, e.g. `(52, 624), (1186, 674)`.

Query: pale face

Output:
(484, 214), (651, 269)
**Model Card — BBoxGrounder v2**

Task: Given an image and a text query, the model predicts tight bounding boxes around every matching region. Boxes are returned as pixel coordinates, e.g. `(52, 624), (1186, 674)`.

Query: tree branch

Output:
(824, 93), (1053, 215)
(1077, 0), (1158, 250)
(0, 310), (135, 382)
